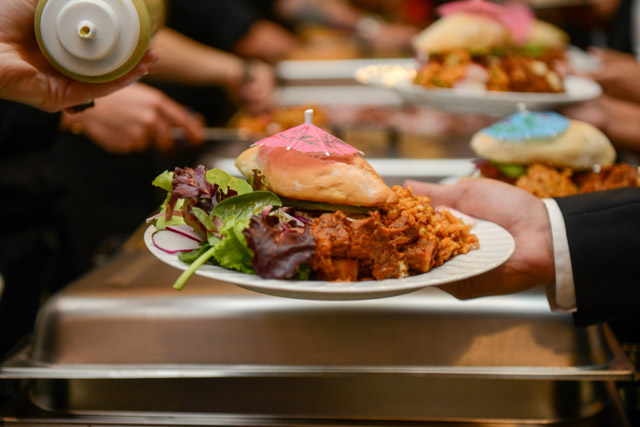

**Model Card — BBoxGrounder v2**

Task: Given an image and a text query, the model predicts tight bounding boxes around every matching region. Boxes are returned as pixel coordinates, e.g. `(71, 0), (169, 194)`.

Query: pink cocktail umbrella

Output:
(437, 0), (534, 45)
(253, 109), (363, 157)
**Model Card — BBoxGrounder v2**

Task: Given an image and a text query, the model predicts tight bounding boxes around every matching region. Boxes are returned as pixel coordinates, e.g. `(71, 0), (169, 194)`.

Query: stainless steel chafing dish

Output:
(0, 242), (636, 425)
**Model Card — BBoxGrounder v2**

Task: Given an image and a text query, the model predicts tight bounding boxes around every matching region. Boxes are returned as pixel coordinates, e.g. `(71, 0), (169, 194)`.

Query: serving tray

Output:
(1, 248), (635, 422)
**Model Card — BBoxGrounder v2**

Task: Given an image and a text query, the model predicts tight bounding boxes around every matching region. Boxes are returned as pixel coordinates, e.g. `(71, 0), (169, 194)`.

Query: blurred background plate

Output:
(356, 63), (602, 115)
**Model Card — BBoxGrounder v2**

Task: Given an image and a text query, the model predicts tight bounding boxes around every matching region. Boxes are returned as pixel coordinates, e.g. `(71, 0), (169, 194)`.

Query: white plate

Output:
(355, 63), (602, 115)
(144, 220), (515, 301)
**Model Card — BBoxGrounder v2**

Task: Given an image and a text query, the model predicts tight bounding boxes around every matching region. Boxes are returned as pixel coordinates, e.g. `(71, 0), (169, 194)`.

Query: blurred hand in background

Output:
(275, 0), (419, 53)
(235, 60), (277, 115)
(59, 83), (204, 154)
(149, 28), (277, 118)
(563, 93), (640, 155)
(588, 47), (640, 104)
(563, 47), (640, 155)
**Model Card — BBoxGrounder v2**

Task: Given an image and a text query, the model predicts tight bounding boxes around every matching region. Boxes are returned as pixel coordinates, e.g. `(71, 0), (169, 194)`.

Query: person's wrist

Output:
(226, 58), (259, 90)
(222, 56), (243, 90)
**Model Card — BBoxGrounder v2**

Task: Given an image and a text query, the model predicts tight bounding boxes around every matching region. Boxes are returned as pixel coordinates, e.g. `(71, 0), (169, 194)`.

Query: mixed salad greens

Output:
(148, 166), (316, 290)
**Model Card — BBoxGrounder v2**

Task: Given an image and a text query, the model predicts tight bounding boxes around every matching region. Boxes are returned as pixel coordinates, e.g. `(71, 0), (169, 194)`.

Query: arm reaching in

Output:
(0, 0), (157, 112)
(59, 83), (204, 154)
(149, 28), (276, 114)
(405, 178), (555, 299)
(587, 48), (640, 105)
(562, 94), (640, 155)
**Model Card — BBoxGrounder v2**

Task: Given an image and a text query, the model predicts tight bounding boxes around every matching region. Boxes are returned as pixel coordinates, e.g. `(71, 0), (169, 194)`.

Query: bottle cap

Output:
(36, 0), (143, 81)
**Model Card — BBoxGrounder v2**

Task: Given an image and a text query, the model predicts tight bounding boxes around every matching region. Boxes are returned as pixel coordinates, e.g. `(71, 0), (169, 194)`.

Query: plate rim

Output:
(355, 62), (602, 111)
(144, 219), (515, 300)
(394, 75), (601, 102)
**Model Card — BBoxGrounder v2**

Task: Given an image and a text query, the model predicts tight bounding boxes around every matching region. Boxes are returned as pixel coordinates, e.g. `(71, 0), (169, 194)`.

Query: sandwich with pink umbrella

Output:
(148, 108), (401, 286)
(236, 108), (397, 209)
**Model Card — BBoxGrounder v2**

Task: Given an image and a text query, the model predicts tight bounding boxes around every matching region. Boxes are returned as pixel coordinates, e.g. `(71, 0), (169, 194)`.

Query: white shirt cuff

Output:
(541, 198), (577, 313)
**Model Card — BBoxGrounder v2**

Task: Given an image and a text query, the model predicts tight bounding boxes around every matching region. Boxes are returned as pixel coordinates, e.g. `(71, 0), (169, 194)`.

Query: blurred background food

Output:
(468, 109), (639, 197)
(234, 104), (330, 135)
(411, 3), (568, 93)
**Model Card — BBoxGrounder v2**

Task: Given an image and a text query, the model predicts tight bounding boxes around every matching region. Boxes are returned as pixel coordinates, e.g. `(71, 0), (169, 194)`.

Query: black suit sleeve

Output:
(554, 187), (640, 327)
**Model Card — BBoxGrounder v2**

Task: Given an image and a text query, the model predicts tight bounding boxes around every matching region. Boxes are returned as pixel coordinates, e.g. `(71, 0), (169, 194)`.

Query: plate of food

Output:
(145, 110), (515, 300)
(145, 220), (514, 301)
(439, 107), (639, 195)
(355, 1), (602, 115)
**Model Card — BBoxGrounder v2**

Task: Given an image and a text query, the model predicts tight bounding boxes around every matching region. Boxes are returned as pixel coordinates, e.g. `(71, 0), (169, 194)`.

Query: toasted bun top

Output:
(470, 120), (616, 170)
(235, 146), (398, 206)
(412, 14), (510, 54)
(528, 20), (569, 48)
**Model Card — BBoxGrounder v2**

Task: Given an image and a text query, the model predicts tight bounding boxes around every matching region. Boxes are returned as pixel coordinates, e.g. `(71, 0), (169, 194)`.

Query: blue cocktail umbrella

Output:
(483, 104), (570, 142)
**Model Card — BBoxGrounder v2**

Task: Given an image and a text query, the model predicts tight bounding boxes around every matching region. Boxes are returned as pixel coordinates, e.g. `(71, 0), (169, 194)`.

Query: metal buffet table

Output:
(1, 59), (638, 425)
(0, 246), (636, 425)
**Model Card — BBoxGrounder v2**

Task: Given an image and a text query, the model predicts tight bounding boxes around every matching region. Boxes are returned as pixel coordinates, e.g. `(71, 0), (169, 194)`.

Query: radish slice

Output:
(436, 206), (476, 226)
(152, 229), (202, 254)
(165, 225), (202, 242)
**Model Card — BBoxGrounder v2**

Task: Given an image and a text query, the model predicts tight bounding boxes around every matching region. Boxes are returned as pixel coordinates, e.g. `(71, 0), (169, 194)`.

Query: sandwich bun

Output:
(412, 13), (511, 54)
(528, 20), (569, 48)
(470, 120), (616, 170)
(235, 146), (398, 206)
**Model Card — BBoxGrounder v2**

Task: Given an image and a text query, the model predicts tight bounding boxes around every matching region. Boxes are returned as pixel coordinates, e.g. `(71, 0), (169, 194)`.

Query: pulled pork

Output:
(514, 163), (639, 198)
(309, 187), (479, 281)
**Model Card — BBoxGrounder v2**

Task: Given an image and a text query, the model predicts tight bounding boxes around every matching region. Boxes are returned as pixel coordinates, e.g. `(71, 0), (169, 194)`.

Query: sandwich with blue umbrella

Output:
(469, 104), (638, 198)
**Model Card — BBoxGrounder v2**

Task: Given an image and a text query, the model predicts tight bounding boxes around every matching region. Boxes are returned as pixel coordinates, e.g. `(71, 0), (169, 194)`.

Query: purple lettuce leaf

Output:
(244, 215), (316, 280)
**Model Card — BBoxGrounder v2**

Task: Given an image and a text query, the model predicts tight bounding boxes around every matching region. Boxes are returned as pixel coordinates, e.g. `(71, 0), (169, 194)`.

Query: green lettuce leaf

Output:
(207, 191), (281, 274)
(192, 206), (217, 232)
(518, 43), (547, 58)
(152, 214), (186, 230)
(155, 167), (288, 289)
(212, 191), (282, 225)
(173, 246), (216, 290)
(178, 245), (214, 264)
(151, 198), (186, 229)
(205, 169), (253, 196)
(212, 225), (255, 274)
(152, 170), (174, 192)
(494, 162), (528, 178)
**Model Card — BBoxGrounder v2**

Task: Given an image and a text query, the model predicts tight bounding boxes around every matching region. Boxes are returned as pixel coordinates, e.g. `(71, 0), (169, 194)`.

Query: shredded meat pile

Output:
(309, 187), (479, 281)
(515, 164), (577, 198)
(574, 164), (640, 193)
(513, 163), (639, 198)
(414, 49), (565, 93)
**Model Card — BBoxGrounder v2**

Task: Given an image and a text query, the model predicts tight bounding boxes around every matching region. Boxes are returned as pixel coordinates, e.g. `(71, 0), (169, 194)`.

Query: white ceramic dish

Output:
(355, 63), (602, 116)
(144, 220), (515, 301)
